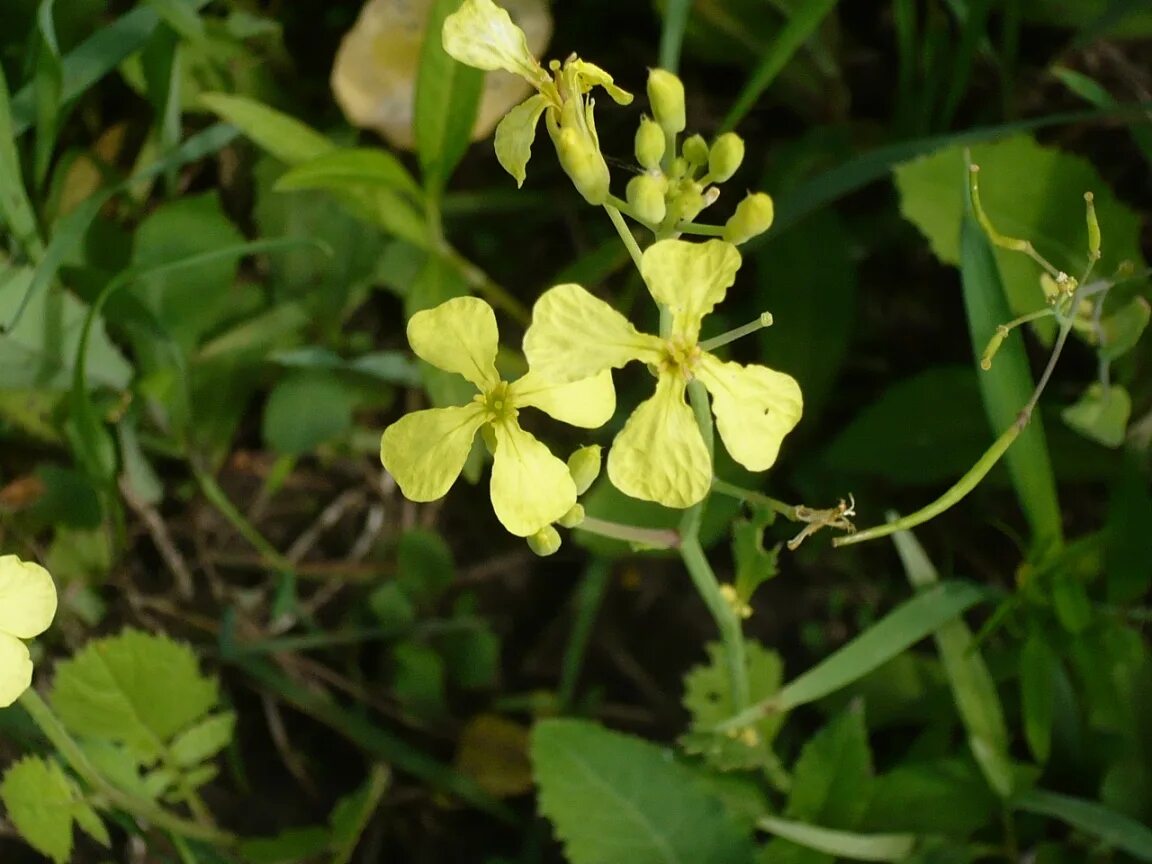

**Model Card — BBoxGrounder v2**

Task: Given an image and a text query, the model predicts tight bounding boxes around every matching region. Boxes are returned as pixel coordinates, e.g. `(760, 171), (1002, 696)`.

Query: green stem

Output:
(192, 462), (295, 574)
(604, 203), (644, 272)
(18, 689), (236, 846)
(576, 516), (679, 549)
(711, 479), (797, 520)
(676, 221), (726, 238)
(558, 558), (612, 711)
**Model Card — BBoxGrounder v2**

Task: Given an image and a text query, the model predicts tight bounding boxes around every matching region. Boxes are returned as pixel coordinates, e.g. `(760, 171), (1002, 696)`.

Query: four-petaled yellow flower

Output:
(442, 0), (632, 203)
(0, 555), (57, 708)
(524, 239), (803, 508)
(381, 296), (615, 536)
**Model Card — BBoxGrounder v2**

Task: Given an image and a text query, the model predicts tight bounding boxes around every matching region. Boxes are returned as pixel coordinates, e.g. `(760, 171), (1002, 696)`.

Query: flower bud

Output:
(647, 68), (685, 135)
(667, 186), (706, 226)
(527, 525), (562, 557)
(553, 125), (611, 204)
(723, 192), (774, 244)
(682, 133), (708, 167)
(557, 503), (585, 529)
(708, 132), (744, 182)
(627, 174), (667, 225)
(566, 445), (602, 495)
(634, 117), (665, 170)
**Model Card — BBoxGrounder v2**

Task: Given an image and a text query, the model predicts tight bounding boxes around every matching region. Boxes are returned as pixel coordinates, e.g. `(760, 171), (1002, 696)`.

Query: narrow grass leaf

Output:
(721, 0), (838, 133)
(200, 92), (334, 165)
(0, 65), (42, 258)
(757, 815), (916, 862)
(1014, 788), (1152, 861)
(414, 0), (484, 195)
(276, 148), (423, 203)
(658, 0), (692, 73)
(145, 0), (205, 41)
(33, 0), (64, 189)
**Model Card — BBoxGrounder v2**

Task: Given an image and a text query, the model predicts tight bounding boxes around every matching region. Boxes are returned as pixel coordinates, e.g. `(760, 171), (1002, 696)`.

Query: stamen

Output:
(699, 312), (773, 352)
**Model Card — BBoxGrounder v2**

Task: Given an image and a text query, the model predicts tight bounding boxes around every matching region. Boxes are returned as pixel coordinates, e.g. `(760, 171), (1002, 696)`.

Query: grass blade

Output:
(1014, 788), (1152, 861)
(33, 0), (64, 189)
(757, 815), (916, 862)
(199, 92), (333, 165)
(658, 0), (692, 73)
(0, 64), (43, 259)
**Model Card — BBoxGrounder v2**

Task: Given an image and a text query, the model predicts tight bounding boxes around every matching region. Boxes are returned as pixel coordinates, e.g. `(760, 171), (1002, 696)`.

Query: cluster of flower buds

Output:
(626, 69), (774, 244)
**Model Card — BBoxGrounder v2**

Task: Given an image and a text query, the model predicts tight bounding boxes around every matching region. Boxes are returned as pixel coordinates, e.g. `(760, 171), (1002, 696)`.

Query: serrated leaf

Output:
(731, 502), (779, 600)
(682, 640), (784, 771)
(50, 628), (219, 764)
(168, 711), (236, 767)
(0, 756), (107, 863)
(532, 718), (756, 864)
(1061, 383), (1131, 448)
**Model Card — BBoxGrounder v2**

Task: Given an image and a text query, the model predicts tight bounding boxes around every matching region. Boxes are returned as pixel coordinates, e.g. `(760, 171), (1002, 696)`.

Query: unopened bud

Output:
(980, 325), (1008, 371)
(708, 132), (744, 182)
(627, 174), (667, 225)
(723, 192), (774, 244)
(527, 525), (561, 557)
(567, 445), (602, 495)
(553, 125), (610, 205)
(682, 133), (708, 167)
(647, 68), (685, 135)
(557, 503), (585, 528)
(634, 117), (665, 170)
(668, 187), (706, 225)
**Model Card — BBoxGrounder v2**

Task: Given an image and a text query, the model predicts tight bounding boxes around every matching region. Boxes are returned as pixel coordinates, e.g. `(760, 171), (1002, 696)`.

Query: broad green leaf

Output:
(532, 719), (756, 864)
(199, 92), (333, 164)
(893, 135), (1145, 326)
(0, 756), (108, 864)
(275, 147), (422, 203)
(392, 641), (447, 720)
(1105, 455), (1152, 603)
(1014, 788), (1152, 861)
(50, 628), (220, 764)
(756, 815), (915, 863)
(168, 711), (236, 767)
(396, 528), (454, 609)
(893, 528), (1014, 798)
(731, 502), (779, 599)
(864, 759), (995, 835)
(437, 616), (500, 690)
(261, 369), (358, 455)
(1099, 296), (1150, 361)
(1061, 383), (1130, 448)
(414, 0), (484, 193)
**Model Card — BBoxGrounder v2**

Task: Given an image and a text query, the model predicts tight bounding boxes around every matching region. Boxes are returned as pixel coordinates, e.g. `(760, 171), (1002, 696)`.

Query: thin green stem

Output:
(18, 689), (236, 846)
(558, 558), (612, 711)
(700, 312), (774, 352)
(576, 517), (679, 549)
(192, 462), (295, 575)
(604, 203), (644, 272)
(440, 245), (531, 326)
(711, 479), (798, 520)
(676, 221), (726, 238)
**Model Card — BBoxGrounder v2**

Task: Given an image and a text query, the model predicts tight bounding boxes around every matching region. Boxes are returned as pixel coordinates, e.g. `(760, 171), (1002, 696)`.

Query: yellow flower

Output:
(524, 239), (803, 508)
(442, 0), (632, 202)
(380, 297), (615, 536)
(0, 556), (57, 708)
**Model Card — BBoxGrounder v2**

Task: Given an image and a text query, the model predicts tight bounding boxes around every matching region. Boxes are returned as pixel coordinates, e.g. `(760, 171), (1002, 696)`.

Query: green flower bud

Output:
(723, 192), (775, 244)
(682, 133), (708, 167)
(667, 186), (706, 226)
(627, 174), (667, 225)
(647, 68), (685, 135)
(634, 117), (665, 170)
(527, 525), (562, 557)
(566, 445), (602, 495)
(708, 132), (744, 183)
(553, 126), (611, 204)
(556, 503), (585, 529)
(668, 156), (689, 181)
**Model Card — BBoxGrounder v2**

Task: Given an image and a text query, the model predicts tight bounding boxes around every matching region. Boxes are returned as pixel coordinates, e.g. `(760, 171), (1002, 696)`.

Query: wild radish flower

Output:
(524, 239), (802, 507)
(442, 0), (632, 202)
(380, 296), (615, 536)
(0, 556), (57, 708)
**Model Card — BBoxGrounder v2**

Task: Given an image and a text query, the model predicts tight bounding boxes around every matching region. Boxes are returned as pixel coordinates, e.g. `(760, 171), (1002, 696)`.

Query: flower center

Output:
(658, 336), (702, 378)
(477, 380), (518, 422)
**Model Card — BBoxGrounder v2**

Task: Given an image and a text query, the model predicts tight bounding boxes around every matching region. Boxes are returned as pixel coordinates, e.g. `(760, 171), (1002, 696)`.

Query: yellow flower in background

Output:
(524, 239), (803, 508)
(331, 0), (552, 150)
(442, 0), (632, 202)
(0, 556), (57, 708)
(380, 297), (615, 537)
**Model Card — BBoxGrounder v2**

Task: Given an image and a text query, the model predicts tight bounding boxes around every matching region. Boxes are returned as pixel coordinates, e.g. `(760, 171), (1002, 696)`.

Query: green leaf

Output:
(168, 711), (236, 767)
(32, 0), (64, 190)
(1019, 632), (1057, 764)
(682, 640), (784, 771)
(1014, 788), (1152, 861)
(1099, 296), (1150, 361)
(392, 641), (447, 720)
(0, 59), (44, 257)
(731, 502), (780, 600)
(50, 628), (220, 764)
(757, 815), (915, 863)
(1061, 382), (1131, 448)
(239, 828), (330, 864)
(1105, 455), (1152, 603)
(199, 92), (333, 165)
(0, 756), (108, 864)
(414, 0), (484, 193)
(275, 147), (422, 203)
(864, 759), (995, 835)
(261, 369), (359, 455)
(396, 528), (455, 609)
(532, 719), (757, 864)
(145, 0), (205, 41)
(328, 765), (391, 864)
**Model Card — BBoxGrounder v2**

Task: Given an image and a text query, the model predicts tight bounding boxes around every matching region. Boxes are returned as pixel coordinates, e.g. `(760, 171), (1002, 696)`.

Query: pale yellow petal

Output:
(494, 94), (549, 187)
(0, 632), (33, 708)
(442, 0), (548, 86)
(0, 556), (57, 640)
(697, 354), (802, 472)
(565, 58), (632, 104)
(523, 283), (663, 383)
(489, 419), (576, 536)
(607, 374), (711, 508)
(407, 296), (499, 390)
(640, 239), (742, 343)
(381, 404), (488, 501)
(510, 368), (615, 428)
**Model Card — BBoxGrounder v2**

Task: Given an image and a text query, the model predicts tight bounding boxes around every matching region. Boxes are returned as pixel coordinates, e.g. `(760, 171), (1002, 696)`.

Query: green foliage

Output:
(0, 756), (109, 864)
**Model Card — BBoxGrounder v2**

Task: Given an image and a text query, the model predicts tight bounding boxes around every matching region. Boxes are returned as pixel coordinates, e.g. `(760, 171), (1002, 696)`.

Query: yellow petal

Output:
(524, 283), (662, 383)
(381, 404), (488, 501)
(494, 94), (548, 187)
(0, 632), (33, 708)
(565, 58), (633, 105)
(510, 368), (615, 428)
(607, 374), (711, 507)
(407, 296), (500, 390)
(442, 0), (547, 86)
(697, 354), (802, 472)
(640, 239), (742, 343)
(489, 419), (576, 536)
(0, 556), (57, 640)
